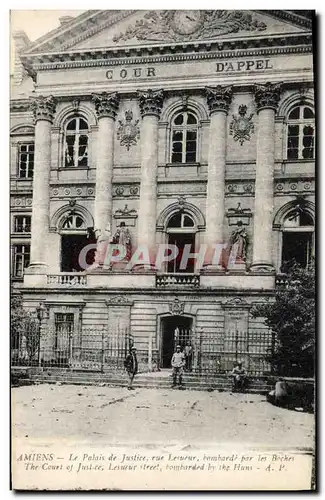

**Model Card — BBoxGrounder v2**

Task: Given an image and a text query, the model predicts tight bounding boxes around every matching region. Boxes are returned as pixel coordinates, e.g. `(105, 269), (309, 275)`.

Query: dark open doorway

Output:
(161, 315), (193, 368)
(281, 232), (313, 272)
(167, 233), (195, 273)
(61, 234), (94, 272)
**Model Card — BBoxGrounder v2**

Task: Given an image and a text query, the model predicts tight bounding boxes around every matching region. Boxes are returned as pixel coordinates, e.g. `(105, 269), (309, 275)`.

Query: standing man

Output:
(184, 341), (193, 372)
(124, 346), (138, 390)
(171, 345), (185, 388)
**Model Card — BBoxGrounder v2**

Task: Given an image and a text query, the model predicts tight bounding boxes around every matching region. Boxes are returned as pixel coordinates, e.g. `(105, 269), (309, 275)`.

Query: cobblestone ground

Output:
(12, 384), (314, 449)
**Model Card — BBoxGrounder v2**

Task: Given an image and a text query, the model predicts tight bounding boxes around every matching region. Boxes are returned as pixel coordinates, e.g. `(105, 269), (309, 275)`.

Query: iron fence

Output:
(11, 327), (134, 372)
(196, 329), (274, 376)
(11, 325), (274, 376)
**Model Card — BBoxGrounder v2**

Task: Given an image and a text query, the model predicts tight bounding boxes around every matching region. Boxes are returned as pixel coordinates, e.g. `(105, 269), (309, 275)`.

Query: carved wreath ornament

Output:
(117, 110), (140, 151)
(229, 105), (254, 146)
(113, 11), (266, 43)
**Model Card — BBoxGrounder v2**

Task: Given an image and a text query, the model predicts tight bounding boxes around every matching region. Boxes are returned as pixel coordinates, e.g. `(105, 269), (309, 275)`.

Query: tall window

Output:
(167, 212), (196, 273)
(12, 244), (30, 277)
(13, 215), (31, 233)
(64, 117), (89, 168)
(171, 112), (198, 164)
(18, 143), (34, 178)
(281, 206), (314, 272)
(287, 105), (315, 160)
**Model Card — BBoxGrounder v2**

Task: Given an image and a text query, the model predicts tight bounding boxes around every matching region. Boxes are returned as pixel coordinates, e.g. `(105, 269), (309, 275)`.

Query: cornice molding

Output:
(21, 33), (312, 72)
(258, 10), (313, 30)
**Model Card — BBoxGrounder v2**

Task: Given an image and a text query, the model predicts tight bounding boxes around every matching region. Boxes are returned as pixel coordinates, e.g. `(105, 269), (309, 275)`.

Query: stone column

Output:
(28, 95), (57, 273)
(205, 86), (233, 268)
(92, 92), (119, 237)
(137, 89), (164, 263)
(251, 82), (282, 271)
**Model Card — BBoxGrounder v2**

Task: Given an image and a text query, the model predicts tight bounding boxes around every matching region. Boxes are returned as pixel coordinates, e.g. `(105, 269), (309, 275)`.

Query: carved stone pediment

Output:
(21, 10), (311, 57)
(113, 11), (267, 44)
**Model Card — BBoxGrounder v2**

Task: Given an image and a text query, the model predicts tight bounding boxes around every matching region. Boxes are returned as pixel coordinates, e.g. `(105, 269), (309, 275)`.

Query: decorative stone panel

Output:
(50, 184), (96, 199)
(274, 178), (315, 196)
(112, 184), (140, 198)
(11, 196), (33, 207)
(225, 181), (255, 197)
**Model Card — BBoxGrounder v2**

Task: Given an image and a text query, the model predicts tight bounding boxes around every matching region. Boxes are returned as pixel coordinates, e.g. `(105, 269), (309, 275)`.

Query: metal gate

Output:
(197, 329), (274, 376)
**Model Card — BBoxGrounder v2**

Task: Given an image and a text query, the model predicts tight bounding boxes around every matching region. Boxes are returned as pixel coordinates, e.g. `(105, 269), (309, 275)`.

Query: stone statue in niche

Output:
(117, 110), (140, 151)
(112, 222), (132, 261)
(229, 105), (254, 145)
(228, 221), (248, 263)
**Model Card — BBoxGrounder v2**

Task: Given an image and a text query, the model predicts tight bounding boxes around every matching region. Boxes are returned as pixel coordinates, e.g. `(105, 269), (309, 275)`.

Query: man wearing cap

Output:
(231, 361), (247, 392)
(124, 346), (138, 390)
(171, 345), (185, 388)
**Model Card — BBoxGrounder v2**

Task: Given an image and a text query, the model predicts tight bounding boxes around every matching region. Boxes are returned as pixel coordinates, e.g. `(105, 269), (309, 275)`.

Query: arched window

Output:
(281, 205), (314, 272)
(287, 105), (315, 160)
(64, 117), (89, 167)
(171, 112), (198, 164)
(59, 212), (94, 272)
(166, 211), (196, 273)
(61, 214), (86, 230)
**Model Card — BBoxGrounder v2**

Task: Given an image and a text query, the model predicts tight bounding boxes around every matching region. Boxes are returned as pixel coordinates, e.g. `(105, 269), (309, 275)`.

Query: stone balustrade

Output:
(156, 273), (200, 288)
(47, 273), (87, 287)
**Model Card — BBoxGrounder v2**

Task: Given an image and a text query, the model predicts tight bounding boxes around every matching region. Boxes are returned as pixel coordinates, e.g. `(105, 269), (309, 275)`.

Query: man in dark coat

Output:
(124, 346), (138, 390)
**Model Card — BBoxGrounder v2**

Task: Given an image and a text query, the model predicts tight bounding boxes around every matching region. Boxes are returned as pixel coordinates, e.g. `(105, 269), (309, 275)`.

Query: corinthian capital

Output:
(30, 95), (57, 124)
(206, 86), (233, 115)
(137, 89), (164, 118)
(92, 92), (120, 119)
(254, 82), (282, 112)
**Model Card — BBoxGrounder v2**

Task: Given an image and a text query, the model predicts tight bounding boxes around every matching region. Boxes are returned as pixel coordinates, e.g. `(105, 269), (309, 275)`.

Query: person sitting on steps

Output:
(231, 361), (247, 392)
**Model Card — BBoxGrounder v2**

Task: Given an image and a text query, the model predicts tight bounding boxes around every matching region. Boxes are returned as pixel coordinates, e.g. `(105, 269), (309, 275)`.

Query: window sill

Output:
(283, 159), (315, 163)
(58, 166), (89, 171)
(166, 163), (200, 167)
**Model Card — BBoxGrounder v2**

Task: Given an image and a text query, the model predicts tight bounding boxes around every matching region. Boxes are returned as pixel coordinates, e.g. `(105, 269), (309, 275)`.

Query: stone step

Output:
(32, 373), (269, 386)
(29, 372), (270, 394)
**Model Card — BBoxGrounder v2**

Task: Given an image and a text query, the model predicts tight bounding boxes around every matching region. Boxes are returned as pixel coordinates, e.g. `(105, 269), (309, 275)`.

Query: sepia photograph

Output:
(10, 8), (316, 491)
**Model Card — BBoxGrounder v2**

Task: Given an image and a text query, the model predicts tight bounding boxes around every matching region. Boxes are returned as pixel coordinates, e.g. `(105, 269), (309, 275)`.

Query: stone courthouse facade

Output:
(10, 10), (315, 373)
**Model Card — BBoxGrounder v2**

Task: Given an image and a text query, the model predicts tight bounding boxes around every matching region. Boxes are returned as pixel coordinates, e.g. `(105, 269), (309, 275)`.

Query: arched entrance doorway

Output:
(160, 315), (193, 368)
